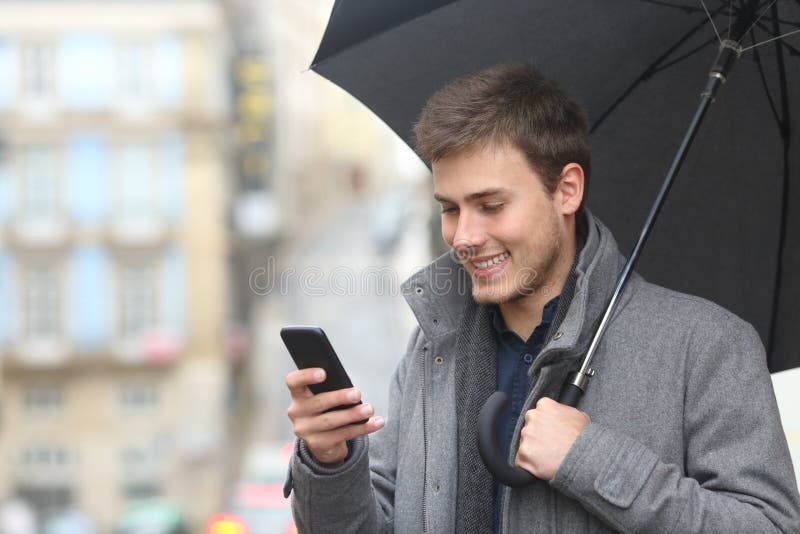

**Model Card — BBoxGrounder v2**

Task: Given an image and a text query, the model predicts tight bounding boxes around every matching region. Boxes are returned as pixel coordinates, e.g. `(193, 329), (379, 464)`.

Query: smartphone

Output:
(280, 325), (367, 423)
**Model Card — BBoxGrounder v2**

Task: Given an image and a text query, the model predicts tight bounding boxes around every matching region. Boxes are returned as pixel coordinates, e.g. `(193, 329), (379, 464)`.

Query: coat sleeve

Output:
(550, 318), (800, 533)
(288, 326), (422, 533)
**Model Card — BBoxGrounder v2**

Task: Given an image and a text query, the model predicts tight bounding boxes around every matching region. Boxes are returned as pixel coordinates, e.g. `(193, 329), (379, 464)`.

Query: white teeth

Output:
(473, 252), (509, 269)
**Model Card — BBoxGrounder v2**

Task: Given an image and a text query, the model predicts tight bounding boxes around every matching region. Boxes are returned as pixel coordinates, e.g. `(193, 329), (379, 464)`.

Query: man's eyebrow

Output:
(433, 188), (510, 203)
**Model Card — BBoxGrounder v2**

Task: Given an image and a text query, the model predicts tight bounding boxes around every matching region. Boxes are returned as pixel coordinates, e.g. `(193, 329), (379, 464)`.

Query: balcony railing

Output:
(9, 216), (71, 249)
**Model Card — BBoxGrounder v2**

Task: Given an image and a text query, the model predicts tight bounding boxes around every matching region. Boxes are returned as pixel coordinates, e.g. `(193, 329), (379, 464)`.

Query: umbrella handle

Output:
(477, 391), (535, 487)
(477, 377), (585, 487)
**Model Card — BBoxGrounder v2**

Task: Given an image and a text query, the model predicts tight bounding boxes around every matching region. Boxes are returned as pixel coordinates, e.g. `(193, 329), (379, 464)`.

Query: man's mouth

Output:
(471, 251), (510, 277)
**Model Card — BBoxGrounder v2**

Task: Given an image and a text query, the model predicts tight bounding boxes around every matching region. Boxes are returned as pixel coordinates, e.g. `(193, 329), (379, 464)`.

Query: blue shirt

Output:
(491, 296), (560, 532)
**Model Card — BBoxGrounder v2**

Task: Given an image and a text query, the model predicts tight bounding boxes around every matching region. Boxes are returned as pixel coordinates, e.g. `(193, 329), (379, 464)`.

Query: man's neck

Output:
(499, 231), (576, 341)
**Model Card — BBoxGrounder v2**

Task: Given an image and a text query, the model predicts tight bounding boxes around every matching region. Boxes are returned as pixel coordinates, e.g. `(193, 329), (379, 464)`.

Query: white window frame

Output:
(23, 383), (64, 414)
(21, 40), (55, 102)
(117, 39), (153, 103)
(17, 143), (60, 220)
(116, 257), (161, 341)
(118, 381), (159, 413)
(21, 261), (63, 343)
(114, 141), (158, 220)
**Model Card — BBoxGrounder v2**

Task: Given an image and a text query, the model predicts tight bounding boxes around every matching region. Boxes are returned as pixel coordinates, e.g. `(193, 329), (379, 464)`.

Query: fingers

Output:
(292, 402), (373, 435)
(285, 367), (384, 464)
(529, 396), (591, 426)
(303, 416), (385, 453)
(535, 396), (557, 409)
(517, 396), (591, 481)
(285, 368), (327, 399)
(287, 387), (363, 422)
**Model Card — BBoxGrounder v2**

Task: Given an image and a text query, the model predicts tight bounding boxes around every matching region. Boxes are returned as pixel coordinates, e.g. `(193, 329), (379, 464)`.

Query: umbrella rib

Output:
(634, 0), (707, 14)
(728, 0), (734, 39)
(649, 34), (720, 75)
(766, 2), (792, 363)
(699, 0), (724, 43)
(755, 20), (800, 56)
(750, 38), (783, 139)
(740, 26), (800, 51)
(743, 11), (800, 28)
(740, 0), (779, 38)
(590, 12), (721, 133)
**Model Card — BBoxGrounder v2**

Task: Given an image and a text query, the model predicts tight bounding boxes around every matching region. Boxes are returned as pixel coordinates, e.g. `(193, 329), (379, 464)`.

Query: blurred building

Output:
(237, 0), (432, 446)
(0, 1), (235, 531)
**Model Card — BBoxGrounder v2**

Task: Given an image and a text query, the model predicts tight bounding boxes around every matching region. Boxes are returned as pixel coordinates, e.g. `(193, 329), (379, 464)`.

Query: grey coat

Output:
(288, 212), (800, 533)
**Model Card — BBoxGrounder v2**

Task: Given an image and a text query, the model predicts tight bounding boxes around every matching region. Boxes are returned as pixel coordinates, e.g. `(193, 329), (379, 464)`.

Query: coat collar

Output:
(400, 209), (630, 353)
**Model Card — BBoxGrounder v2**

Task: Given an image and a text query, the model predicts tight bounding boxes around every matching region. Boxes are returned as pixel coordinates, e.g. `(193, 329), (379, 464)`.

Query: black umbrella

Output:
(311, 0), (800, 486)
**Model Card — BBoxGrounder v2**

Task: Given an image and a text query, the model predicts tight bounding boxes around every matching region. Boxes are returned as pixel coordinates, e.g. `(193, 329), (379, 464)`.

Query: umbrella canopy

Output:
(311, 0), (800, 373)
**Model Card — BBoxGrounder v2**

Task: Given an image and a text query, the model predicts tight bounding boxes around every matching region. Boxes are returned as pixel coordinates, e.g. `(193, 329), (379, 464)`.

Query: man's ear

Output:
(555, 163), (584, 216)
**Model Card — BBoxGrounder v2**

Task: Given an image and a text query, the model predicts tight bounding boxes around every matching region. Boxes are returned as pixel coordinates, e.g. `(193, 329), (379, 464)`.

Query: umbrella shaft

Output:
(573, 50), (735, 387)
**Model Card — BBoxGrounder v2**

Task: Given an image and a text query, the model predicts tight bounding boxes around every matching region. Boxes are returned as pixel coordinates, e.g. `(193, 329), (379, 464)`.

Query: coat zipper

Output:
(421, 343), (429, 534)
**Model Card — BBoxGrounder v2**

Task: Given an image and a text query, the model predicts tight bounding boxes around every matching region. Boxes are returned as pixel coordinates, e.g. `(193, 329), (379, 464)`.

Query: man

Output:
(284, 64), (800, 533)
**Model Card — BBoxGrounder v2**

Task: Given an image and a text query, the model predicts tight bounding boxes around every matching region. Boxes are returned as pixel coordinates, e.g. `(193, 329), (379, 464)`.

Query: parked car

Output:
(116, 499), (188, 534)
(211, 442), (296, 534)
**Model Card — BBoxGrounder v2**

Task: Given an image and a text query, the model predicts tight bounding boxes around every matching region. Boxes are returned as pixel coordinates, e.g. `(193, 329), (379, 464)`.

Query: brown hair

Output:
(413, 64), (591, 195)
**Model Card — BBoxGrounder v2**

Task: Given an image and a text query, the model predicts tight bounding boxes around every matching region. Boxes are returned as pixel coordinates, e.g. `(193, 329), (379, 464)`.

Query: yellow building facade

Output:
(0, 2), (235, 531)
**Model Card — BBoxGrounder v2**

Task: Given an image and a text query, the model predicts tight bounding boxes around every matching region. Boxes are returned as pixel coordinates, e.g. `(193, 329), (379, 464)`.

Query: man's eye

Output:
(440, 206), (458, 214)
(483, 203), (504, 212)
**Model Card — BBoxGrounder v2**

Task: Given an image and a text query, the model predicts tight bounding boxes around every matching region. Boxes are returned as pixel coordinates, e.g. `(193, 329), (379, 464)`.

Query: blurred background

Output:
(0, 1), (795, 533)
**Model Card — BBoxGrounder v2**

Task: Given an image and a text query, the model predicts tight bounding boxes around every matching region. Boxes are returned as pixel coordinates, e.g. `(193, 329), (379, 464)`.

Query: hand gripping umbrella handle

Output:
(477, 374), (585, 487)
(477, 391), (535, 487)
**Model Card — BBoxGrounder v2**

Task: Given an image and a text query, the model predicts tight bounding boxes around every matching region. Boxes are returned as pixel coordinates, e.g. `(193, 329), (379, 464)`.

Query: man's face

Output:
(433, 142), (569, 305)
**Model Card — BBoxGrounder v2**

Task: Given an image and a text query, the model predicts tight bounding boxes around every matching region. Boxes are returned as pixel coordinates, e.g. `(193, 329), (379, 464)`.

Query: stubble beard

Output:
(471, 226), (563, 306)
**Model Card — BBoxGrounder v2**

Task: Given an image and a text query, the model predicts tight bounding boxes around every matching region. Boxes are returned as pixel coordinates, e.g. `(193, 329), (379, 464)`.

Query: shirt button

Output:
(523, 353), (534, 364)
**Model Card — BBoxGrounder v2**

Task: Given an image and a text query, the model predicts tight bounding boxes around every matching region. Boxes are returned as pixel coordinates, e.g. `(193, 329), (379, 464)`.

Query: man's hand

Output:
(286, 368), (385, 465)
(514, 397), (590, 481)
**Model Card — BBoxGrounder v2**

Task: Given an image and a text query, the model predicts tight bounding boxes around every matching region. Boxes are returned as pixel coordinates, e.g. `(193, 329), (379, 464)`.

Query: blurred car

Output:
(210, 442), (296, 534)
(43, 508), (95, 534)
(0, 499), (37, 534)
(370, 185), (413, 256)
(115, 499), (188, 534)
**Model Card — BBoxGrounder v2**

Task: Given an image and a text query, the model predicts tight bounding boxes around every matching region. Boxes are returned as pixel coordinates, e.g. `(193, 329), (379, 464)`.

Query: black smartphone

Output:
(280, 325), (367, 423)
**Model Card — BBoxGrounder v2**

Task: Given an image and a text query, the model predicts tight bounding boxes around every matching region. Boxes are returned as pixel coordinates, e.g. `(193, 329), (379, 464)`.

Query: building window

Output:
(16, 486), (73, 521)
(120, 444), (161, 499)
(119, 40), (151, 100)
(19, 145), (59, 219)
(117, 143), (156, 219)
(118, 260), (158, 338)
(119, 382), (158, 412)
(20, 446), (71, 469)
(17, 446), (75, 508)
(120, 446), (158, 471)
(21, 42), (55, 100)
(23, 384), (63, 413)
(23, 263), (61, 341)
(122, 482), (160, 500)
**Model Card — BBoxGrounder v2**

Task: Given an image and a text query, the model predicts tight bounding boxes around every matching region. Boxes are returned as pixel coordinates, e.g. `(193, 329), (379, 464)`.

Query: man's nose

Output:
(452, 211), (487, 257)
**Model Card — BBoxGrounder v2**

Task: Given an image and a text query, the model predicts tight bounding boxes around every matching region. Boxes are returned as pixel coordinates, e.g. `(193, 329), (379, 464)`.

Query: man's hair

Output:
(413, 64), (591, 195)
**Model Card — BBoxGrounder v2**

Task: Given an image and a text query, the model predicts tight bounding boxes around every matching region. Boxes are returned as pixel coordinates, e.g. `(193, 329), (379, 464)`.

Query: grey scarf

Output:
(453, 221), (585, 533)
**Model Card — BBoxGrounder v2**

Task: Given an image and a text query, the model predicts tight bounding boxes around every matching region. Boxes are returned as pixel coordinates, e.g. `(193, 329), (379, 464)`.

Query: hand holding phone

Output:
(282, 326), (385, 465)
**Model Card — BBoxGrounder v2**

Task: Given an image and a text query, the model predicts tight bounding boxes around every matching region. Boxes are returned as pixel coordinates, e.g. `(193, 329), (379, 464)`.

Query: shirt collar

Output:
(490, 295), (560, 340)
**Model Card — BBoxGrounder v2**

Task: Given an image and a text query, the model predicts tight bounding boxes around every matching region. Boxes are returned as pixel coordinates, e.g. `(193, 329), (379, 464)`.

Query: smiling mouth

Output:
(471, 251), (510, 277)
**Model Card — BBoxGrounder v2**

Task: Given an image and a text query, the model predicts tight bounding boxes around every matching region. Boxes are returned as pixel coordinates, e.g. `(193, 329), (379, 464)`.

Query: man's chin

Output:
(471, 285), (533, 305)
